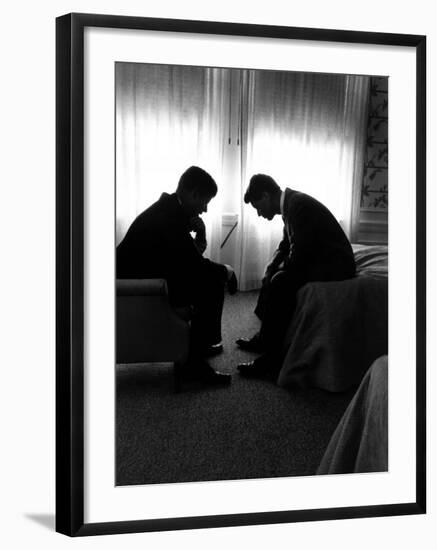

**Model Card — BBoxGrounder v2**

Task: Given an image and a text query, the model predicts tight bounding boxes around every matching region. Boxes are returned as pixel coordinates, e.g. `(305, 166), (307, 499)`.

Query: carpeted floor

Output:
(116, 291), (354, 486)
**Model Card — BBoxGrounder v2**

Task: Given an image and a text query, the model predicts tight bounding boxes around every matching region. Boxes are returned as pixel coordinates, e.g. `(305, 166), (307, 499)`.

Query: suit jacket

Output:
(117, 192), (226, 303)
(267, 188), (355, 282)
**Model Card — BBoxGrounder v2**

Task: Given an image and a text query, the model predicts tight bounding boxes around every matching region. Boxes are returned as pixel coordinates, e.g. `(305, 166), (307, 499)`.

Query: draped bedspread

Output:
(317, 355), (388, 474)
(277, 245), (388, 392)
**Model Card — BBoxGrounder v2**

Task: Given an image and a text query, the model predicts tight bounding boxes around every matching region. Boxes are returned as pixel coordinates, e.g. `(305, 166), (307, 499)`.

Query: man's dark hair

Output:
(177, 166), (218, 198)
(244, 174), (280, 203)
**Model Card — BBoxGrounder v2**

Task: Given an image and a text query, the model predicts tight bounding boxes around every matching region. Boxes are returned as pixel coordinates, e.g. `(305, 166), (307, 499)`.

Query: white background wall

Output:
(0, 1), (435, 548)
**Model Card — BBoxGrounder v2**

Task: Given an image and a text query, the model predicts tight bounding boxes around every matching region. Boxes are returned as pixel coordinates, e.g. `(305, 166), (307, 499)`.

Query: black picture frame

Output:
(56, 12), (426, 537)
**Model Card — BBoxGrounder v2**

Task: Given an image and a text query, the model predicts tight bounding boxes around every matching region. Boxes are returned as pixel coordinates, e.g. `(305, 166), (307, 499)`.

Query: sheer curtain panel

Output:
(115, 63), (230, 260)
(238, 71), (369, 290)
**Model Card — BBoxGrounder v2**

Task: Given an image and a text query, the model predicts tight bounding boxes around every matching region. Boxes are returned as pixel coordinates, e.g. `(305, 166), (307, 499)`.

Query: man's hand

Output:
(190, 216), (207, 254)
(189, 216), (206, 238)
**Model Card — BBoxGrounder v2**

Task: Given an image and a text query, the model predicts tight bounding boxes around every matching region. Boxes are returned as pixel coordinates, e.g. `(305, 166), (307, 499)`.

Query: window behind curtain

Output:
(115, 63), (369, 288)
(237, 70), (369, 289)
(115, 62), (230, 259)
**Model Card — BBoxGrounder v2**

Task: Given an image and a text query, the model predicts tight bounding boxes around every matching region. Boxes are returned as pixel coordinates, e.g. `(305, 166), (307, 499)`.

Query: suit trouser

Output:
(190, 275), (225, 353)
(168, 262), (226, 357)
(257, 271), (305, 369)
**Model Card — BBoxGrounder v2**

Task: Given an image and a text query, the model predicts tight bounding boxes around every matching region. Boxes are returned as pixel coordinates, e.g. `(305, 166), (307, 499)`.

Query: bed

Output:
(317, 355), (388, 474)
(277, 244), (388, 392)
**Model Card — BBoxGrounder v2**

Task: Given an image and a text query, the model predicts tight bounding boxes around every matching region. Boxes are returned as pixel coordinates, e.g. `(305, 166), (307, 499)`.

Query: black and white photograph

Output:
(53, 10), (426, 540)
(114, 62), (389, 486)
(3, 0), (434, 547)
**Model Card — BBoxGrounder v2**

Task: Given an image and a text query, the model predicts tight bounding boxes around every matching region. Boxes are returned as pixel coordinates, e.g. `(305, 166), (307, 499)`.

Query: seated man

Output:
(117, 166), (237, 385)
(236, 174), (356, 378)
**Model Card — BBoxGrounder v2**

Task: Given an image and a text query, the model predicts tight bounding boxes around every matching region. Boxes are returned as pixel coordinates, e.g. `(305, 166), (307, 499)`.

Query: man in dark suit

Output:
(117, 166), (237, 385)
(236, 174), (356, 378)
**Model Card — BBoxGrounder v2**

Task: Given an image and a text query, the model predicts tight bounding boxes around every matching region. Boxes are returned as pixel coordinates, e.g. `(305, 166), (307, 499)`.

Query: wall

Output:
(1, 1), (435, 550)
(359, 76), (389, 244)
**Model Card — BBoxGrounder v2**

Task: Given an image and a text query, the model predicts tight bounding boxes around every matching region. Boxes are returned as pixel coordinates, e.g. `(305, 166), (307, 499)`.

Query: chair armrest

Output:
(116, 278), (190, 364)
(117, 278), (168, 296)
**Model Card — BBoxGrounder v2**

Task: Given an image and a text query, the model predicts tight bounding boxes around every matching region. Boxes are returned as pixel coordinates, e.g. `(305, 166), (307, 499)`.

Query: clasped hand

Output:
(189, 216), (207, 254)
(189, 216), (206, 237)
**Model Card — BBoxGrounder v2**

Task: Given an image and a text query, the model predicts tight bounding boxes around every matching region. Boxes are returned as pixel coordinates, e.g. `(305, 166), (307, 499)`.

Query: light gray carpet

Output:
(116, 291), (354, 486)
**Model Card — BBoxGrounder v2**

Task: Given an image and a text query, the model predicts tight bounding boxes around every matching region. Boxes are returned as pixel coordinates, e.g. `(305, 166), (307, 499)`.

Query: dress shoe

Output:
(237, 356), (270, 378)
(201, 342), (224, 358)
(235, 333), (265, 353)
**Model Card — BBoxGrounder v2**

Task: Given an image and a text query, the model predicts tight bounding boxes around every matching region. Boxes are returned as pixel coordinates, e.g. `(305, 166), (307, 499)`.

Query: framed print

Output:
(56, 13), (426, 536)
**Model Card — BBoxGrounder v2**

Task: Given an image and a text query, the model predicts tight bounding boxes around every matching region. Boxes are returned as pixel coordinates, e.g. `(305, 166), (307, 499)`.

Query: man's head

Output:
(176, 166), (218, 217)
(244, 174), (281, 220)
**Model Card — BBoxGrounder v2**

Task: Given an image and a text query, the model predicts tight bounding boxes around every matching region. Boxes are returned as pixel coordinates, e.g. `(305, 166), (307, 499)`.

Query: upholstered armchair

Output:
(116, 279), (190, 385)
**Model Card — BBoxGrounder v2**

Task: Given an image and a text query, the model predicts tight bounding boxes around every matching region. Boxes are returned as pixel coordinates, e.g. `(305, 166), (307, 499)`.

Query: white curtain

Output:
(116, 64), (369, 289)
(238, 71), (369, 290)
(115, 63), (230, 260)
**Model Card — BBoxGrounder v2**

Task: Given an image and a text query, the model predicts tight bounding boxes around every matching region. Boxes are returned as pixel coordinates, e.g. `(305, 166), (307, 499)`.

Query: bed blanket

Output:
(317, 355), (388, 474)
(277, 244), (388, 392)
(277, 276), (387, 392)
(353, 244), (388, 279)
